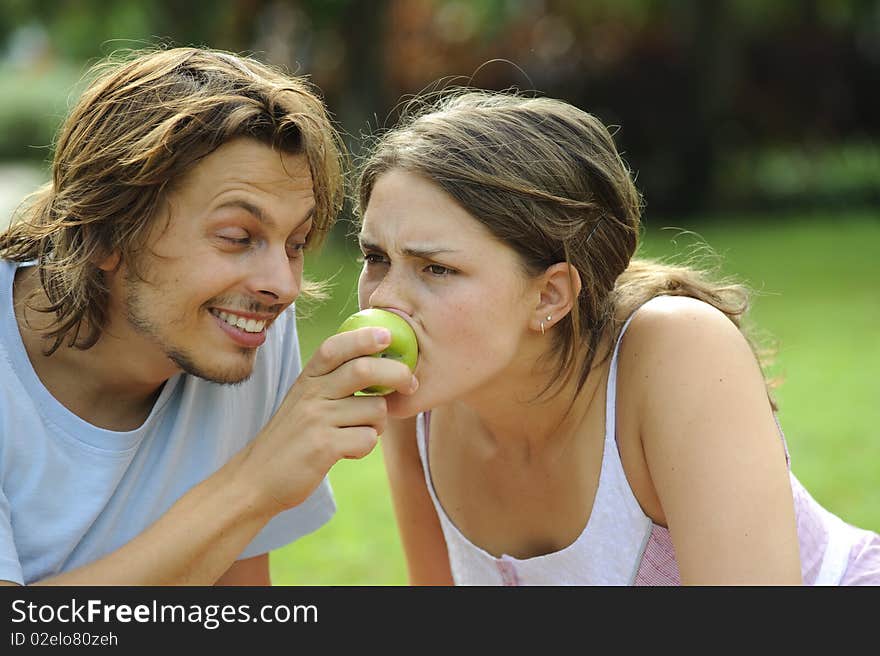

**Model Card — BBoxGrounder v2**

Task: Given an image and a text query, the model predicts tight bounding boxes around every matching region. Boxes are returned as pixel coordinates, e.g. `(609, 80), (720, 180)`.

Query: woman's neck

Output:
(455, 335), (611, 464)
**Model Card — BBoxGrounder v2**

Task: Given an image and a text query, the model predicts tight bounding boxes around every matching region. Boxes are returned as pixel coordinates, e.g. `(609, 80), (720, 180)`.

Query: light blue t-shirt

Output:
(0, 259), (335, 585)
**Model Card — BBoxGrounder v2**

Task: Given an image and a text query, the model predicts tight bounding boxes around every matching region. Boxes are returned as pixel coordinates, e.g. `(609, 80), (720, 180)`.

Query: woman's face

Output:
(358, 169), (541, 417)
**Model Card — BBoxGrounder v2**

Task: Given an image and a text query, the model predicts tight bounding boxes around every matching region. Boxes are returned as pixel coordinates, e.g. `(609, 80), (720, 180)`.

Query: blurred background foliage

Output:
(0, 1), (877, 584)
(1, 0), (879, 217)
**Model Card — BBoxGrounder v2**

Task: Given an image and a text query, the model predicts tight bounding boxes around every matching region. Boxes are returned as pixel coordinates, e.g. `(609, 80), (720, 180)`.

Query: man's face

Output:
(110, 137), (315, 384)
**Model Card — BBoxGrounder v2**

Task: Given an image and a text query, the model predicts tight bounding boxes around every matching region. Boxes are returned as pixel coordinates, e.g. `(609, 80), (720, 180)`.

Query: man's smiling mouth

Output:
(209, 309), (268, 333)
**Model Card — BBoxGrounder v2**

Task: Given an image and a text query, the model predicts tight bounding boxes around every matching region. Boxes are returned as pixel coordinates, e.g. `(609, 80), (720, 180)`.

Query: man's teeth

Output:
(212, 310), (267, 333)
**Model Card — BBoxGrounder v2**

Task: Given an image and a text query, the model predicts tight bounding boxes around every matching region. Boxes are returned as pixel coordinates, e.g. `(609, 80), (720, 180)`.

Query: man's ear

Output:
(531, 262), (581, 335)
(94, 251), (120, 272)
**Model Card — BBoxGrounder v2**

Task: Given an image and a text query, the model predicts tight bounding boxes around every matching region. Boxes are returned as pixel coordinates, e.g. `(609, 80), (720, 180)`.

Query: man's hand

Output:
(12, 327), (418, 587)
(240, 326), (419, 513)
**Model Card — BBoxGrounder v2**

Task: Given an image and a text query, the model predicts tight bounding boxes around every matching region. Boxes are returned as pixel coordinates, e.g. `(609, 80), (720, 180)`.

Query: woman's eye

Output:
(425, 264), (454, 276)
(361, 253), (388, 265)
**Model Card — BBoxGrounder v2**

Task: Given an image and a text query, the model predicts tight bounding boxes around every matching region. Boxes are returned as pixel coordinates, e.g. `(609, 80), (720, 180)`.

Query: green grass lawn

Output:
(270, 211), (880, 585)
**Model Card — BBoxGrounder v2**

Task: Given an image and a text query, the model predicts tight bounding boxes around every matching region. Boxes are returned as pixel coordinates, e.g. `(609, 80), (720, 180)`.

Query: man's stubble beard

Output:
(122, 272), (256, 386)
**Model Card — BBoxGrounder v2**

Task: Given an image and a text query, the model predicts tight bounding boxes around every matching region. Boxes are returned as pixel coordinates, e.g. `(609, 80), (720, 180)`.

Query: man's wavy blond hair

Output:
(1, 47), (345, 355)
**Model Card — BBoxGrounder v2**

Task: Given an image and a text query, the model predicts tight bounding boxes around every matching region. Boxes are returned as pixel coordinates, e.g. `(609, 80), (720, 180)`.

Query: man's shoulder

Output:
(0, 258), (29, 341)
(272, 304), (299, 339)
(0, 257), (30, 282)
(0, 258), (17, 303)
(256, 304), (300, 370)
(0, 259), (29, 407)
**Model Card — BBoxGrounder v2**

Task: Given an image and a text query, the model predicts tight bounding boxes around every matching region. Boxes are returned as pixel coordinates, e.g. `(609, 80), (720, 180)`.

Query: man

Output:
(0, 47), (417, 585)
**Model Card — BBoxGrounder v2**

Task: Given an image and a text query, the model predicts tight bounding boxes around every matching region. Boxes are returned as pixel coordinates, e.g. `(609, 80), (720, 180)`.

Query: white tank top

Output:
(416, 296), (880, 585)
(415, 304), (654, 585)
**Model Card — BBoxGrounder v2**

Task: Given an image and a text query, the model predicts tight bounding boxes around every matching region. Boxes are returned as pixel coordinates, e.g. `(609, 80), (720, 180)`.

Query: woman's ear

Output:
(531, 262), (581, 334)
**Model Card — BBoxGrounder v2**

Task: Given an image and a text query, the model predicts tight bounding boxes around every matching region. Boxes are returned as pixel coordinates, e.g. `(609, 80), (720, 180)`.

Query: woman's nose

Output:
(366, 266), (406, 310)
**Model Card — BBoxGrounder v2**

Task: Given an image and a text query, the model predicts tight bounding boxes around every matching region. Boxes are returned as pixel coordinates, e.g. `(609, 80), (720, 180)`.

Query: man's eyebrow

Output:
(300, 205), (316, 226)
(217, 200), (315, 229)
(358, 237), (458, 259)
(218, 200), (271, 225)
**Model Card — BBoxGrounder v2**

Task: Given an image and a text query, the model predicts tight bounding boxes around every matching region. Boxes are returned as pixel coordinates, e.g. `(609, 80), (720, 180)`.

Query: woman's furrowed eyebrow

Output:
(358, 236), (459, 259)
(403, 246), (459, 259)
(357, 236), (380, 251)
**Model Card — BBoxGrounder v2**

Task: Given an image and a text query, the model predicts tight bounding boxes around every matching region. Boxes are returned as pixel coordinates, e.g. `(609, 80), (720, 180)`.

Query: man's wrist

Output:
(213, 446), (281, 526)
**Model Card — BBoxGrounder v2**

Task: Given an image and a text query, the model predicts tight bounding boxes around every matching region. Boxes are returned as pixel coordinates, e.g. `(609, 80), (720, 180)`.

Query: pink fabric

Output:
(634, 525), (680, 586)
(789, 473), (880, 585)
(497, 558), (521, 586)
(790, 475), (833, 585)
(840, 532), (880, 585)
(631, 475), (880, 585)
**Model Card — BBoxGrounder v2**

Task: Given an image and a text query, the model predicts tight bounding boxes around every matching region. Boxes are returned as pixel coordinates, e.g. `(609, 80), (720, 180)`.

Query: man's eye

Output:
(287, 242), (306, 257)
(219, 231), (251, 244)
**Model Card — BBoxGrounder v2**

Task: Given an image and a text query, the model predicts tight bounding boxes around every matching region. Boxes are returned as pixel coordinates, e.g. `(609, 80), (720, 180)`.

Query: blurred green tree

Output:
(0, 0), (877, 216)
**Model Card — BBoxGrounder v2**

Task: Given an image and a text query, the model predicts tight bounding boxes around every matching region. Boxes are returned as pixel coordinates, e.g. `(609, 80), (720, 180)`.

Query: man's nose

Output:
(248, 247), (300, 306)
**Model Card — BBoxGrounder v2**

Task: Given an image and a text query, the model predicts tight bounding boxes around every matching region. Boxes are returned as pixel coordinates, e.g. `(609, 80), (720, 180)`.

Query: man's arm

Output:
(4, 326), (416, 586)
(0, 454), (271, 586)
(216, 554), (271, 586)
(30, 450), (275, 586)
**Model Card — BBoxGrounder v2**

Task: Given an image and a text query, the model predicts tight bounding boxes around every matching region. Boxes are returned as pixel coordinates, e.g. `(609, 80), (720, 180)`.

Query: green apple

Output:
(336, 308), (419, 396)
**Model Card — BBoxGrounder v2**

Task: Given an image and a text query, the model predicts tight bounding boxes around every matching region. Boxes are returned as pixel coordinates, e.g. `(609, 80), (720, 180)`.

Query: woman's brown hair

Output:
(357, 90), (775, 404)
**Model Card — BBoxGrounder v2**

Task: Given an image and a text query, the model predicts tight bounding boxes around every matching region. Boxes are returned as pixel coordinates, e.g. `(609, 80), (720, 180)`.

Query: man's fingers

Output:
(306, 327), (391, 377)
(329, 356), (417, 399)
(326, 395), (388, 435)
(336, 426), (381, 460)
(302, 327), (418, 399)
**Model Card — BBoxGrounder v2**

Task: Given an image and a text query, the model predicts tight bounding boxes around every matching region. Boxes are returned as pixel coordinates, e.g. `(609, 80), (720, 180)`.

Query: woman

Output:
(353, 90), (879, 585)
